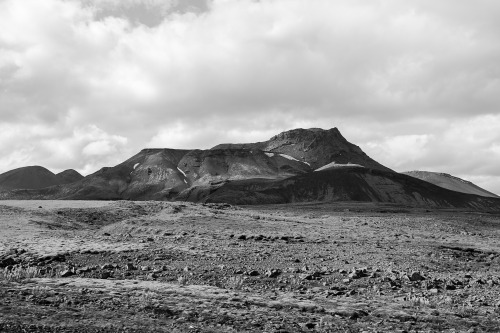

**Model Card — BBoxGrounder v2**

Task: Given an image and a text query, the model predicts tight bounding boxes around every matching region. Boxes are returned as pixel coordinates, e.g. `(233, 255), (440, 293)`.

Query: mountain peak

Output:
(213, 127), (391, 171)
(0, 165), (59, 190)
(56, 169), (84, 184)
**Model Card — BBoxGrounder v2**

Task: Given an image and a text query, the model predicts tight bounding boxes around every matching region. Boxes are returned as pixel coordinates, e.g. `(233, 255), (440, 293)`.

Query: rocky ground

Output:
(1, 200), (500, 332)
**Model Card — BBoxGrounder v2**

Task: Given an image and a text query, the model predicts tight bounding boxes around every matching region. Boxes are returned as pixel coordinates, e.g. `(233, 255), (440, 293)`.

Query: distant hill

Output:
(402, 171), (499, 198)
(0, 166), (61, 190)
(56, 169), (84, 184)
(0, 166), (83, 190)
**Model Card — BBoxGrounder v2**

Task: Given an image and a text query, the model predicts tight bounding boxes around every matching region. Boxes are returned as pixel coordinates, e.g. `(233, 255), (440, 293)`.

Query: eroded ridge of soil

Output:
(1, 200), (500, 332)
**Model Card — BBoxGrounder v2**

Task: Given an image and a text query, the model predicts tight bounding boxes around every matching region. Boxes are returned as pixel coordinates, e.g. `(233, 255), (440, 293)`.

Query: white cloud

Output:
(0, 0), (499, 194)
(366, 134), (432, 169)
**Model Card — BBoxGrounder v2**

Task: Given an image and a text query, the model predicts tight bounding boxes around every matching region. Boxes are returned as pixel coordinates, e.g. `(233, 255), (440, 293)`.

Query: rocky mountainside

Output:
(402, 171), (499, 198)
(1, 128), (500, 211)
(2, 146), (311, 201)
(213, 128), (392, 172)
(202, 167), (500, 210)
(0, 166), (83, 190)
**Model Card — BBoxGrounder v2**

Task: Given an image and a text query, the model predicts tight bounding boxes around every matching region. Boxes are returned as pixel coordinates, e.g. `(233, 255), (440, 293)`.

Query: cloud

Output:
(0, 0), (499, 193)
(363, 115), (500, 192)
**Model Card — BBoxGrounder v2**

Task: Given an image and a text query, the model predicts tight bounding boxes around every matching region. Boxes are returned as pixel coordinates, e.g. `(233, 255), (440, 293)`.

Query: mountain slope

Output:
(56, 169), (84, 184)
(2, 147), (312, 201)
(402, 171), (499, 198)
(204, 167), (500, 210)
(213, 128), (392, 172)
(2, 127), (499, 211)
(0, 166), (63, 190)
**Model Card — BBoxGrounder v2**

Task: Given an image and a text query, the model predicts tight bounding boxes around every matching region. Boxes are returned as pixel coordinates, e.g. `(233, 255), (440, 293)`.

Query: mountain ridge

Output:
(0, 166), (83, 190)
(1, 127), (499, 211)
(402, 170), (499, 198)
(212, 127), (392, 172)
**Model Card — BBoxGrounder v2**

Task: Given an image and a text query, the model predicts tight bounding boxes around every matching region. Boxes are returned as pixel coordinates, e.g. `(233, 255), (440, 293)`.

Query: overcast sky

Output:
(1, 0), (499, 194)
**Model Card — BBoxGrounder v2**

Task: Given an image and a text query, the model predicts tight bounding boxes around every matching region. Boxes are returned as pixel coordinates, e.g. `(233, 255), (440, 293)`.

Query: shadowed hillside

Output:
(403, 171), (499, 198)
(202, 167), (500, 210)
(56, 169), (84, 184)
(0, 166), (82, 190)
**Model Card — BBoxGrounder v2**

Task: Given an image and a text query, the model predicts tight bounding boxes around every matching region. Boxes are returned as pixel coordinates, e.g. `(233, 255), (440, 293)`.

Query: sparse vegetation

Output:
(0, 265), (57, 282)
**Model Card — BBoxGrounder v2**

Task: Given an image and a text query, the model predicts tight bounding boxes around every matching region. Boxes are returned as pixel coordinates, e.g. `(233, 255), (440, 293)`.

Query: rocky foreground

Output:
(1, 200), (500, 332)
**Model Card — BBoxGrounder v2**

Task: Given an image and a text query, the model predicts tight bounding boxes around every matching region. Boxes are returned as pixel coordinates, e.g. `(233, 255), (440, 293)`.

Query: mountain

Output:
(1, 127), (500, 211)
(402, 171), (499, 198)
(2, 146), (312, 200)
(0, 166), (62, 190)
(56, 169), (84, 184)
(212, 127), (392, 172)
(0, 166), (85, 191)
(201, 167), (500, 210)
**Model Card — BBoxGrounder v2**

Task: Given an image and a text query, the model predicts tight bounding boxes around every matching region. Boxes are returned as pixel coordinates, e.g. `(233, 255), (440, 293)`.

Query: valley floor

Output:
(1, 200), (500, 332)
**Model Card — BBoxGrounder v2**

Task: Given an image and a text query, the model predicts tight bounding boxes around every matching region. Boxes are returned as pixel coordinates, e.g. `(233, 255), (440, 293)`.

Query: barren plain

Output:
(1, 200), (500, 332)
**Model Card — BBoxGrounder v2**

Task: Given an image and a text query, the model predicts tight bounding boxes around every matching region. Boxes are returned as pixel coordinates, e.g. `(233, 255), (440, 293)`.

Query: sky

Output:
(0, 0), (499, 195)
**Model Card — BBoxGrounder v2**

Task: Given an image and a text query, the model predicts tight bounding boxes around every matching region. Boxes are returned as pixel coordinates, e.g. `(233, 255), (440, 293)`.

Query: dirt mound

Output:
(213, 127), (392, 172)
(402, 171), (499, 198)
(0, 166), (63, 190)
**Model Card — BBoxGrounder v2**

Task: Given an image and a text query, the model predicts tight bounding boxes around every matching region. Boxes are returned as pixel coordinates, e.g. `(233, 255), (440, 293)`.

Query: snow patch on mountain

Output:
(315, 162), (364, 172)
(177, 167), (187, 178)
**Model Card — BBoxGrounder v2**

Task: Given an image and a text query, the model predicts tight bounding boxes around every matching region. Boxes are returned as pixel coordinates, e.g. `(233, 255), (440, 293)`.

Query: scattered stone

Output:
(348, 268), (367, 279)
(409, 271), (425, 282)
(60, 269), (74, 277)
(265, 269), (281, 278)
(77, 266), (91, 274)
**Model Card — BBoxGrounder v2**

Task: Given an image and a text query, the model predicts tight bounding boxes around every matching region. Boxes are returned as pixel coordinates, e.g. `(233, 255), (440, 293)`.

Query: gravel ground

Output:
(1, 200), (500, 332)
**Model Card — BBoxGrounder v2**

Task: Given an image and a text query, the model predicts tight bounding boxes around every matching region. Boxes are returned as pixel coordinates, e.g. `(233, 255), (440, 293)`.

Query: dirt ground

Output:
(1, 200), (500, 332)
